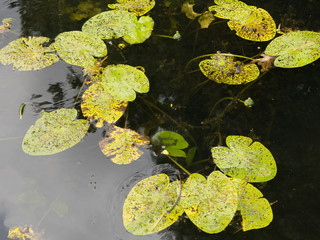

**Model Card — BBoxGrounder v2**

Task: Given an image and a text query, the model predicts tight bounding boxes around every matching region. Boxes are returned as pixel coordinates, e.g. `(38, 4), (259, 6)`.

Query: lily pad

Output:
(0, 36), (59, 71)
(81, 82), (128, 127)
(99, 126), (150, 164)
(123, 16), (154, 45)
(265, 31), (320, 68)
(199, 54), (260, 84)
(108, 0), (155, 16)
(53, 31), (107, 68)
(22, 108), (89, 156)
(123, 174), (184, 235)
(211, 136), (277, 182)
(180, 171), (238, 233)
(151, 131), (189, 158)
(101, 64), (149, 101)
(82, 10), (138, 40)
(231, 178), (273, 231)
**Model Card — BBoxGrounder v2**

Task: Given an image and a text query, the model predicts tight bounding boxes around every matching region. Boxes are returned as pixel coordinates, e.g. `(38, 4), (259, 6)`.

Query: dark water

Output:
(0, 0), (320, 239)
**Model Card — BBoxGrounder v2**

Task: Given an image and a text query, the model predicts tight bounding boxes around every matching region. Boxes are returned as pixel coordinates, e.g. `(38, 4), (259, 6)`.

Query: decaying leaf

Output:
(180, 171), (238, 233)
(198, 11), (215, 29)
(53, 31), (107, 68)
(99, 126), (150, 164)
(211, 135), (277, 182)
(231, 178), (273, 231)
(8, 225), (43, 240)
(181, 1), (201, 20)
(108, 0), (155, 16)
(81, 82), (128, 127)
(101, 64), (149, 101)
(0, 36), (59, 71)
(265, 30), (320, 68)
(199, 53), (260, 84)
(123, 174), (184, 235)
(22, 108), (89, 156)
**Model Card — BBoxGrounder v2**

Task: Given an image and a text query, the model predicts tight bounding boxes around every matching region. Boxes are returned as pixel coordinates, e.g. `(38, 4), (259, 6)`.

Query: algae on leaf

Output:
(211, 136), (277, 182)
(53, 31), (107, 68)
(180, 171), (238, 233)
(99, 126), (150, 164)
(123, 174), (184, 235)
(81, 82), (128, 127)
(265, 31), (320, 68)
(199, 54), (260, 84)
(82, 10), (138, 40)
(108, 0), (156, 16)
(101, 64), (149, 101)
(22, 108), (89, 156)
(231, 178), (273, 231)
(0, 36), (59, 71)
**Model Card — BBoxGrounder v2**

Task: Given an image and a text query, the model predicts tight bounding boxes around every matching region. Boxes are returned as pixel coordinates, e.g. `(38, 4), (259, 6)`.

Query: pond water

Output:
(0, 0), (320, 240)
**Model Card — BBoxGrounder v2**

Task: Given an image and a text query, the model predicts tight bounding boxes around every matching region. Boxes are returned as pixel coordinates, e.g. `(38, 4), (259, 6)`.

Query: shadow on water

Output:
(0, 0), (320, 239)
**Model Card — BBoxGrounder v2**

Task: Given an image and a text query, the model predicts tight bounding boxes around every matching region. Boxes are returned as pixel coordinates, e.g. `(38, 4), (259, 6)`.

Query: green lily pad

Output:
(0, 36), (59, 71)
(151, 131), (189, 158)
(101, 64), (149, 101)
(99, 126), (150, 164)
(81, 82), (128, 127)
(199, 54), (260, 84)
(82, 10), (138, 40)
(265, 31), (320, 68)
(108, 0), (155, 16)
(123, 16), (154, 45)
(180, 171), (238, 233)
(231, 178), (273, 231)
(123, 174), (184, 235)
(53, 31), (107, 68)
(22, 108), (89, 156)
(211, 136), (277, 182)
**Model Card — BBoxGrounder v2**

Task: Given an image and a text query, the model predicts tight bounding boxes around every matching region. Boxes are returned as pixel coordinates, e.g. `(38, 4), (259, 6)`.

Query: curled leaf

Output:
(181, 1), (201, 20)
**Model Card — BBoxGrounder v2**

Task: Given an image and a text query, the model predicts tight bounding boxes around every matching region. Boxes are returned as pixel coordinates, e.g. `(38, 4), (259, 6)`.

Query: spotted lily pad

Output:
(22, 108), (89, 156)
(211, 136), (277, 182)
(199, 54), (260, 84)
(123, 16), (154, 45)
(108, 0), (155, 16)
(151, 131), (189, 158)
(101, 64), (149, 101)
(99, 126), (150, 164)
(265, 31), (320, 68)
(231, 178), (273, 231)
(0, 36), (59, 71)
(180, 171), (238, 233)
(82, 10), (138, 40)
(123, 174), (184, 235)
(53, 31), (107, 68)
(81, 82), (128, 127)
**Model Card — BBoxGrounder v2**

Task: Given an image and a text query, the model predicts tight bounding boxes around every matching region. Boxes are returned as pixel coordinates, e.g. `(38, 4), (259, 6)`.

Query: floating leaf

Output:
(211, 136), (277, 182)
(123, 174), (184, 235)
(180, 171), (238, 233)
(22, 108), (89, 156)
(0, 36), (59, 71)
(53, 31), (107, 68)
(265, 31), (320, 68)
(108, 0), (155, 16)
(8, 226), (42, 240)
(81, 82), (128, 127)
(199, 54), (260, 84)
(101, 64), (149, 101)
(99, 126), (150, 164)
(181, 1), (201, 20)
(151, 131), (189, 158)
(82, 10), (138, 40)
(231, 178), (273, 231)
(198, 11), (215, 29)
(123, 16), (154, 44)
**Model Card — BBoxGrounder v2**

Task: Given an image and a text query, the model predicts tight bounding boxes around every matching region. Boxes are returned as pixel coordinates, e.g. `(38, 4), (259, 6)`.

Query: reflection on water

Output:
(0, 0), (320, 240)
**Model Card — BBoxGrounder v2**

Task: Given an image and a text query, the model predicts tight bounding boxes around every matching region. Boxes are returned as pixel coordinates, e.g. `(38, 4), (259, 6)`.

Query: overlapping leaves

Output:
(0, 36), (59, 71)
(211, 135), (277, 182)
(99, 126), (150, 164)
(199, 54), (260, 84)
(22, 108), (89, 156)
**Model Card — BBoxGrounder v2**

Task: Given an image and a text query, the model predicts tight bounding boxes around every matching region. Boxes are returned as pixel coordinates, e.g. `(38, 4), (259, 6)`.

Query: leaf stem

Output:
(165, 154), (191, 176)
